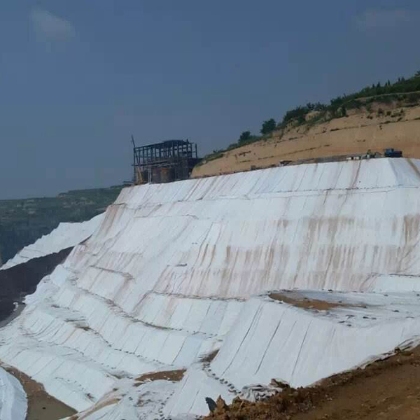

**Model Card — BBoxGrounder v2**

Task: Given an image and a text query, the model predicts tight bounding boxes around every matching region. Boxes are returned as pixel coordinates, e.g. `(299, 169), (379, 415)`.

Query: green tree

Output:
(238, 131), (252, 143)
(260, 118), (276, 135)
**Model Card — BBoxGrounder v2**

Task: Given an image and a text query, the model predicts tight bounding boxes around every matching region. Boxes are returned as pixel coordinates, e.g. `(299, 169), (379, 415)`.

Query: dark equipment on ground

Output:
(132, 139), (201, 184)
(384, 148), (403, 158)
(205, 397), (217, 413)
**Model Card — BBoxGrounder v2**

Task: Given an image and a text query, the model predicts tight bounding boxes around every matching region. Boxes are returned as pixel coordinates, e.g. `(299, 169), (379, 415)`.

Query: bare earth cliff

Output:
(193, 103), (420, 177)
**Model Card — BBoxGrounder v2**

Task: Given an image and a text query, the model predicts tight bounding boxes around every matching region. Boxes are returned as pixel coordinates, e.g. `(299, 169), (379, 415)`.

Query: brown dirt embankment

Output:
(205, 347), (420, 420)
(193, 105), (420, 178)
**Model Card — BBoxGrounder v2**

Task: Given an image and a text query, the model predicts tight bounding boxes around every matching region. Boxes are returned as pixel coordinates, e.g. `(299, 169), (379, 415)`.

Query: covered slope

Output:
(204, 344), (420, 420)
(0, 214), (104, 420)
(0, 368), (27, 420)
(2, 158), (420, 418)
(1, 214), (104, 270)
(166, 290), (420, 417)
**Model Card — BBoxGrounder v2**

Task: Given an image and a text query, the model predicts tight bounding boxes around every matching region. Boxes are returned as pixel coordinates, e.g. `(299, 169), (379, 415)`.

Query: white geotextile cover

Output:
(2, 159), (420, 419)
(0, 368), (27, 420)
(1, 213), (104, 269)
(164, 291), (420, 417)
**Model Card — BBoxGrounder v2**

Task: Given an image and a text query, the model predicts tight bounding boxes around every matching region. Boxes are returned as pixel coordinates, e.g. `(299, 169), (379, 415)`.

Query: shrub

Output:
(203, 71), (420, 163)
(260, 119), (276, 135)
(238, 131), (252, 143)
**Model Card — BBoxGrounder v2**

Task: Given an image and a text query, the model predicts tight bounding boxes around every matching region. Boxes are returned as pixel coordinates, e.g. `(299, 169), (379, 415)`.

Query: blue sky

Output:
(1, 0), (420, 199)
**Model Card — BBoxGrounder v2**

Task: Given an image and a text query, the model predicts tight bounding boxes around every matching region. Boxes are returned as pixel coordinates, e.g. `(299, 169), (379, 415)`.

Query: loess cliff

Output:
(193, 103), (420, 178)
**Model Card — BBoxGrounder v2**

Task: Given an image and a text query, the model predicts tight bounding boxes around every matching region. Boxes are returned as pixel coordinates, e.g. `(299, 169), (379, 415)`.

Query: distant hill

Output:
(0, 186), (123, 264)
(193, 72), (420, 177)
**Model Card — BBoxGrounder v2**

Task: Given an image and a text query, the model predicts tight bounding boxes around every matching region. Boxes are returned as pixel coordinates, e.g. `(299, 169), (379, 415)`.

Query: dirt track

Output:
(206, 347), (420, 420)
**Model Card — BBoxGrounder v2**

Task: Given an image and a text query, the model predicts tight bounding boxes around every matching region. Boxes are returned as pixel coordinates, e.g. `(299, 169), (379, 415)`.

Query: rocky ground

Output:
(206, 347), (420, 420)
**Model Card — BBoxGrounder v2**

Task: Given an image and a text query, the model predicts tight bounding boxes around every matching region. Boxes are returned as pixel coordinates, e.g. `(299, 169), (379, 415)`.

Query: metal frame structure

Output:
(133, 139), (200, 184)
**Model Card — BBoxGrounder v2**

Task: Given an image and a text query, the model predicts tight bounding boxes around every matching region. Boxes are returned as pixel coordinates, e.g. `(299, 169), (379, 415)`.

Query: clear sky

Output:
(1, 0), (420, 199)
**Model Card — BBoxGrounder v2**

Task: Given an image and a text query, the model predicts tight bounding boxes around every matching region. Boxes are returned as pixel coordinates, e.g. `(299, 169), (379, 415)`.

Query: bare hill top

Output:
(193, 102), (420, 178)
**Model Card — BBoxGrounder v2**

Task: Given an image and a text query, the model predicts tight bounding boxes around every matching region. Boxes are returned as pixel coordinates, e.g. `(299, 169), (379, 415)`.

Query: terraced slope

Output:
(2, 159), (420, 419)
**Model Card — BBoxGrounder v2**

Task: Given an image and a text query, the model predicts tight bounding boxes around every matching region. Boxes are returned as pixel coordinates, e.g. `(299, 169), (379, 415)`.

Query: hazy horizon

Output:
(1, 0), (420, 199)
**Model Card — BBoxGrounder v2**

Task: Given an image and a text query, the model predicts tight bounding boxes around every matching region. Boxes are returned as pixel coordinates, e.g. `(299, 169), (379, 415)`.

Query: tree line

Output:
(205, 71), (420, 160)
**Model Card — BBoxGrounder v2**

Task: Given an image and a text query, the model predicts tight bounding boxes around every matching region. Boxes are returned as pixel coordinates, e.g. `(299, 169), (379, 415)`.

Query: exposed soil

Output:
(135, 369), (186, 386)
(269, 292), (358, 311)
(193, 105), (420, 178)
(4, 366), (76, 420)
(200, 350), (220, 363)
(205, 347), (420, 420)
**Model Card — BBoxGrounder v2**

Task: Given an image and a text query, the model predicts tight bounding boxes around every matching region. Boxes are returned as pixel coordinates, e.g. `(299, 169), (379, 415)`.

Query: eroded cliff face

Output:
(2, 159), (420, 419)
(193, 104), (420, 178)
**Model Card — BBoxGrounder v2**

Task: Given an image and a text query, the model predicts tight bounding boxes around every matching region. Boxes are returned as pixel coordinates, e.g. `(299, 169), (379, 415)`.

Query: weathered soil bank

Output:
(193, 105), (420, 177)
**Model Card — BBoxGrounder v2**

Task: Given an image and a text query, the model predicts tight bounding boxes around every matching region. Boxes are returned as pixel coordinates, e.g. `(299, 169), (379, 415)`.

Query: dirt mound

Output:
(268, 292), (361, 311)
(205, 347), (420, 420)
